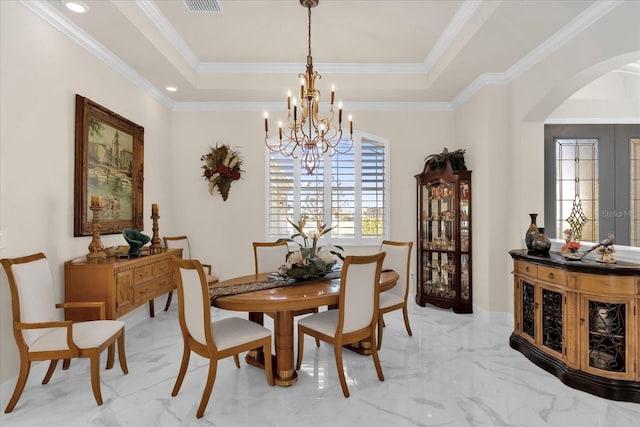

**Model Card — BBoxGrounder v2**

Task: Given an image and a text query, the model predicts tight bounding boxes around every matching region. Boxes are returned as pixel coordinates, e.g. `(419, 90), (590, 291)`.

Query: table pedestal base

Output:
(344, 341), (373, 355)
(245, 350), (298, 386)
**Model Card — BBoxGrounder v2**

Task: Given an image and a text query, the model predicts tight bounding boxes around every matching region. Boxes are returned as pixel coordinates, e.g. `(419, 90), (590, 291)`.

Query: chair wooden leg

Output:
(196, 359), (217, 419)
(62, 359), (71, 370)
(370, 335), (385, 382)
(106, 344), (115, 370)
(164, 290), (173, 312)
(117, 332), (129, 374)
(42, 360), (58, 384)
(172, 343), (191, 396)
(232, 354), (240, 368)
(377, 315), (384, 350)
(334, 345), (349, 398)
(402, 306), (413, 336)
(263, 338), (274, 386)
(296, 328), (305, 370)
(5, 360), (31, 413)
(89, 352), (103, 406)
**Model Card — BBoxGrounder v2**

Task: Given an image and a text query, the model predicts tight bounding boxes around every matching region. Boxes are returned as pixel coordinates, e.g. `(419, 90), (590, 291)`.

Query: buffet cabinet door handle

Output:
(548, 272), (554, 279)
(524, 266), (529, 272)
(580, 318), (585, 325)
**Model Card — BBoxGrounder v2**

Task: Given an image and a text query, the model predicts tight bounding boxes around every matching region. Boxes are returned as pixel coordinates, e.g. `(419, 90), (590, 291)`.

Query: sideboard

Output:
(64, 248), (182, 321)
(509, 249), (639, 402)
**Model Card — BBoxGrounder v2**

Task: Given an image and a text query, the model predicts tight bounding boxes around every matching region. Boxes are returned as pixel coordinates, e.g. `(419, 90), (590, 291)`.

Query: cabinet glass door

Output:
(422, 251), (456, 299)
(587, 300), (626, 373)
(522, 281), (536, 340)
(423, 181), (456, 251)
(541, 287), (563, 354)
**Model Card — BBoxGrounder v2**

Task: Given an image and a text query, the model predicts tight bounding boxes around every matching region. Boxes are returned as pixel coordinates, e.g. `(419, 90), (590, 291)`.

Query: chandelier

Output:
(263, 0), (353, 175)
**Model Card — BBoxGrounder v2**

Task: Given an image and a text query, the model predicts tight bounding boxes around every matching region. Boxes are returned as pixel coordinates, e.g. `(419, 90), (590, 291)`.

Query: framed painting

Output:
(74, 94), (144, 236)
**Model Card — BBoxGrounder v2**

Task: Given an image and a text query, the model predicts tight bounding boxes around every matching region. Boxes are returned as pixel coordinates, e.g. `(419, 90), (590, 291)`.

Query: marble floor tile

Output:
(1, 301), (638, 426)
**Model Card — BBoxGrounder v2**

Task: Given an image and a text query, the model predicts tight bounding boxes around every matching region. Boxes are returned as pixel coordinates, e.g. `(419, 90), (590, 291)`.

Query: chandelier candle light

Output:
(263, 0), (353, 175)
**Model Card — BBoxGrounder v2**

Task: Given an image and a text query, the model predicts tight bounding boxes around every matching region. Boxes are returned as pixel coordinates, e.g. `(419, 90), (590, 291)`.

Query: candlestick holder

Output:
(87, 204), (106, 261)
(149, 212), (162, 254)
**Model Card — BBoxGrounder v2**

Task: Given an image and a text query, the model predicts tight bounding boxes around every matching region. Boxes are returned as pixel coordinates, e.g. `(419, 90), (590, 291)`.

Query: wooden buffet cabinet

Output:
(509, 249), (639, 402)
(65, 248), (182, 321)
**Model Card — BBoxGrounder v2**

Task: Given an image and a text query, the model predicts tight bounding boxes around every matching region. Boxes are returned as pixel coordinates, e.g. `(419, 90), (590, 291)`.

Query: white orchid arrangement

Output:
(277, 217), (344, 280)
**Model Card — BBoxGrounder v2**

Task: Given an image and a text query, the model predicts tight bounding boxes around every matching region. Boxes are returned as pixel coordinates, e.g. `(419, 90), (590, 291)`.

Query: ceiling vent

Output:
(183, 0), (223, 13)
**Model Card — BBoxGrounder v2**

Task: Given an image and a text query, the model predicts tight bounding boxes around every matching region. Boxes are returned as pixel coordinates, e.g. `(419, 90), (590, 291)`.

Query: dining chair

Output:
(0, 253), (128, 413)
(252, 240), (290, 275)
(163, 235), (219, 312)
(170, 256), (274, 419)
(377, 240), (413, 350)
(296, 252), (386, 398)
(253, 241), (319, 326)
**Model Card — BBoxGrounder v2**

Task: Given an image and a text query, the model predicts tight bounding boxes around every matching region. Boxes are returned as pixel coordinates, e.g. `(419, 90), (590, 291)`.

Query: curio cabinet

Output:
(415, 153), (472, 313)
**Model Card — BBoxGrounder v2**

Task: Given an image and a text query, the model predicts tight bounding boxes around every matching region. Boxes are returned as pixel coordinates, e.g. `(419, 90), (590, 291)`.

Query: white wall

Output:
(548, 71), (640, 121)
(0, 2), (173, 383)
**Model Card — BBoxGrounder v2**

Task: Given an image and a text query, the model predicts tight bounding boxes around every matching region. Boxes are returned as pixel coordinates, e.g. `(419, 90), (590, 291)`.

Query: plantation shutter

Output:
(267, 133), (389, 243)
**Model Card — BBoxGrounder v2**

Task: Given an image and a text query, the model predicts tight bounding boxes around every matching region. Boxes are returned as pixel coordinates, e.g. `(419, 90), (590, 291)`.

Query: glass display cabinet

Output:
(415, 160), (472, 313)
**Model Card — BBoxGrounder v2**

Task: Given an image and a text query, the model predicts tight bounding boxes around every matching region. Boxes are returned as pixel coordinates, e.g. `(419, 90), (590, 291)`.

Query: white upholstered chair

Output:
(0, 253), (128, 413)
(296, 252), (386, 398)
(377, 240), (413, 350)
(163, 235), (219, 311)
(170, 256), (274, 419)
(253, 241), (319, 326)
(252, 240), (289, 274)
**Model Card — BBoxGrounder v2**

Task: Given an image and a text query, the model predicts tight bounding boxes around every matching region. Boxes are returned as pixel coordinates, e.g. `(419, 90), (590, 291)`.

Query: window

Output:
(266, 132), (389, 245)
(553, 138), (599, 241)
(632, 138), (640, 246)
(544, 124), (640, 247)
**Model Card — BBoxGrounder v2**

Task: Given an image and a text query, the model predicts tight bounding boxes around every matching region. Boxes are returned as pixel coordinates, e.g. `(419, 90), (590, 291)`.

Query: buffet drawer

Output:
(134, 275), (172, 304)
(516, 260), (537, 279)
(537, 265), (567, 285)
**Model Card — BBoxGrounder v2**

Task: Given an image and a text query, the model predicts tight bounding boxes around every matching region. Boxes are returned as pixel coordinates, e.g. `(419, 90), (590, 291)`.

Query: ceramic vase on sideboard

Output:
(525, 213), (538, 250)
(531, 227), (551, 255)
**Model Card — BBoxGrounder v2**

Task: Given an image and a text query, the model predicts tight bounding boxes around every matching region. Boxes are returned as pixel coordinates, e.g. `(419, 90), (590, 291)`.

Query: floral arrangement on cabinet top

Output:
(277, 218), (344, 280)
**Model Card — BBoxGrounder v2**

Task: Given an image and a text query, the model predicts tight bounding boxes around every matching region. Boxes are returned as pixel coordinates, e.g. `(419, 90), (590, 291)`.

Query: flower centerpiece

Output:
(201, 143), (243, 201)
(277, 218), (344, 280)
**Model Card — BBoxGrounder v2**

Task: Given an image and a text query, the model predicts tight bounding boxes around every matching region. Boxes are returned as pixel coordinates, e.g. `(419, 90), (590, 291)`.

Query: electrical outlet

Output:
(0, 230), (6, 249)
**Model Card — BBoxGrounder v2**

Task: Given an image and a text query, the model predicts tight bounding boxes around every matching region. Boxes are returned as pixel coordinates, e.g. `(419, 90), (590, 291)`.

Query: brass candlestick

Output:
(87, 202), (106, 261)
(149, 204), (161, 254)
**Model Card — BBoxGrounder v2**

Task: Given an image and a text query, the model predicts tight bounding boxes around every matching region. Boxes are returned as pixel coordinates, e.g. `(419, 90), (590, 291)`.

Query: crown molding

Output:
(21, 0), (174, 108)
(137, 0), (199, 68)
(171, 101), (453, 112)
(197, 62), (427, 75)
(422, 0), (480, 72)
(22, 0), (624, 112)
(503, 0), (623, 82)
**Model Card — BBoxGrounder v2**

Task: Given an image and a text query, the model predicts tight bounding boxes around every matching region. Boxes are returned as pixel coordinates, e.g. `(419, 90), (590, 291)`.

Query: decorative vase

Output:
(525, 213), (538, 250)
(531, 227), (551, 255)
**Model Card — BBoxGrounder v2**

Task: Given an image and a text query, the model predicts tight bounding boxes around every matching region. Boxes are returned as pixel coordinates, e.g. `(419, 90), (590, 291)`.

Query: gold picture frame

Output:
(74, 94), (144, 236)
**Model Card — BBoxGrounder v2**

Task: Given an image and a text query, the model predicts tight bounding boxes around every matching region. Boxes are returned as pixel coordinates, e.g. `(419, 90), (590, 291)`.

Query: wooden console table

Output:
(509, 249), (639, 402)
(64, 248), (182, 321)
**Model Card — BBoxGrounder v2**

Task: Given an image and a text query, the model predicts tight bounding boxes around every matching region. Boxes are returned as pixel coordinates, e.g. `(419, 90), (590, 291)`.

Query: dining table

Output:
(210, 270), (399, 386)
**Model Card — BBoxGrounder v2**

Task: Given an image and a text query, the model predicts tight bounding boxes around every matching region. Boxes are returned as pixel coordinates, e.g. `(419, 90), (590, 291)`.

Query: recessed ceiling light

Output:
(62, 1), (89, 14)
(165, 86), (178, 92)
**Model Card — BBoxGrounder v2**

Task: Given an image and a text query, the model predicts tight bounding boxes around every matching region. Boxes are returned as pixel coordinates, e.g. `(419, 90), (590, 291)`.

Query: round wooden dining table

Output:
(211, 270), (399, 386)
